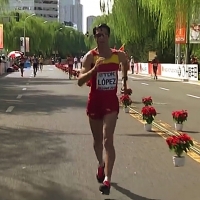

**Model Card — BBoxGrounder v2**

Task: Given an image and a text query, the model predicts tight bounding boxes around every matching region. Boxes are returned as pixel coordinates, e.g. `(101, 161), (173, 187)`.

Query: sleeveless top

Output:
(88, 48), (120, 97)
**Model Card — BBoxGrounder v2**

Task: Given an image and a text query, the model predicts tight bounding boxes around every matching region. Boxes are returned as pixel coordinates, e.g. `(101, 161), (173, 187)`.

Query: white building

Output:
(8, 0), (59, 21)
(87, 15), (96, 31)
(8, 0), (35, 14)
(70, 0), (82, 32)
(59, 0), (83, 32)
(7, 0), (83, 30)
(34, 0), (59, 21)
(59, 0), (73, 23)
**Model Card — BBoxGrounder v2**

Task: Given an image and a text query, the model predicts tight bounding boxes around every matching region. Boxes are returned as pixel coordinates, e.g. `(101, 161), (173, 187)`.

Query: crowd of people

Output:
(12, 54), (44, 77)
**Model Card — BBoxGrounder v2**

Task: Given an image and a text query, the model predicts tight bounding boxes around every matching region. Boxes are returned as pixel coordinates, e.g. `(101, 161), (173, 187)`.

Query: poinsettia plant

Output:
(142, 96), (153, 106)
(120, 94), (132, 108)
(172, 110), (188, 124)
(166, 134), (193, 157)
(141, 106), (157, 124)
(72, 70), (78, 77)
(126, 88), (132, 95)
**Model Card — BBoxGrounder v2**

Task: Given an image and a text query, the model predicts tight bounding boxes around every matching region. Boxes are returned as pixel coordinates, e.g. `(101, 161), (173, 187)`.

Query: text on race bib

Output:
(96, 71), (117, 90)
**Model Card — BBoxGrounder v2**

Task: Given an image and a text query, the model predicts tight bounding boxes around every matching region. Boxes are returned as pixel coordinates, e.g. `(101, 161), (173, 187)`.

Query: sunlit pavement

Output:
(0, 66), (200, 200)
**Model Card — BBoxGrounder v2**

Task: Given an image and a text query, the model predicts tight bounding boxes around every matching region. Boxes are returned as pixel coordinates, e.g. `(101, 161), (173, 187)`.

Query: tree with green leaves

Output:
(1, 12), (88, 57)
(99, 0), (200, 62)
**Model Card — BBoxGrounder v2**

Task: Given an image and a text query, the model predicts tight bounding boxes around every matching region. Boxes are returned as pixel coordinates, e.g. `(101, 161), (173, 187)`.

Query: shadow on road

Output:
(123, 133), (161, 137)
(0, 126), (70, 171)
(183, 130), (199, 134)
(112, 183), (159, 200)
(0, 76), (87, 113)
(1, 77), (73, 86)
(13, 93), (87, 114)
(0, 180), (85, 200)
(0, 126), (85, 199)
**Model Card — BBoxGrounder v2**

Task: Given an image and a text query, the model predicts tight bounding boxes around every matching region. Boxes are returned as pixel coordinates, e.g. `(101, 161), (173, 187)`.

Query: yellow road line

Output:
(129, 108), (200, 164)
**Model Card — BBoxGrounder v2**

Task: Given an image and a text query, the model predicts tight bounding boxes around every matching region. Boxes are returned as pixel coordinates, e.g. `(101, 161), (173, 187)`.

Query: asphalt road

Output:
(128, 74), (200, 140)
(0, 66), (200, 200)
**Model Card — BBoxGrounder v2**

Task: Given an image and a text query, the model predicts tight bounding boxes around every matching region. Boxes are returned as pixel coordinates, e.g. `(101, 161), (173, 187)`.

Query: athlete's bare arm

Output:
(118, 51), (129, 90)
(78, 52), (105, 87)
(77, 52), (95, 87)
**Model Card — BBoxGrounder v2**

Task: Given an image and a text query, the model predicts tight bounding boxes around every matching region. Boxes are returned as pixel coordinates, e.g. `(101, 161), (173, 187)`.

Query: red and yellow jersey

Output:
(88, 48), (120, 97)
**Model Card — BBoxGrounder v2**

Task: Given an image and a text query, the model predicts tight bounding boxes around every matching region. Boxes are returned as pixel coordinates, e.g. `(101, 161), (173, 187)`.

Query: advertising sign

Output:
(175, 12), (186, 44)
(0, 24), (3, 49)
(20, 37), (24, 52)
(140, 63), (149, 75)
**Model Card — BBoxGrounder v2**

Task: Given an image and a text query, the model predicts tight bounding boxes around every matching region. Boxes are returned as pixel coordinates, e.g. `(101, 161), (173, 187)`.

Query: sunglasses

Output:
(94, 33), (108, 38)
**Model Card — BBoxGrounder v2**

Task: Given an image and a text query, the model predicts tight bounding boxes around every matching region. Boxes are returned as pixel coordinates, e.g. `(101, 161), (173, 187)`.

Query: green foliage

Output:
(97, 0), (200, 62)
(98, 0), (179, 62)
(1, 12), (87, 57)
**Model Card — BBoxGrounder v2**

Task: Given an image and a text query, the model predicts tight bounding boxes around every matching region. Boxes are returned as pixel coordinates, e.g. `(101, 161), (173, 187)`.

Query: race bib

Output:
(96, 71), (117, 90)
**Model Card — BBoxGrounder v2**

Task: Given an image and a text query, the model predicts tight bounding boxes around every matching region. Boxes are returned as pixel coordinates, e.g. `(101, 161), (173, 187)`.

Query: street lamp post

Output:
(23, 13), (35, 56)
(54, 28), (63, 58)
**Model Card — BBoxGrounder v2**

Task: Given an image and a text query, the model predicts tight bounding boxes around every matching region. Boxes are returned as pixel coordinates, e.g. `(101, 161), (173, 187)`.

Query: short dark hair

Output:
(93, 24), (110, 36)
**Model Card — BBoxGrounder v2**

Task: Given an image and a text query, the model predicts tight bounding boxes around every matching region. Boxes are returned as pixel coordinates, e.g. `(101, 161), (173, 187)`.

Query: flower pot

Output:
(144, 123), (152, 131)
(175, 123), (183, 131)
(172, 156), (185, 167)
(124, 107), (129, 113)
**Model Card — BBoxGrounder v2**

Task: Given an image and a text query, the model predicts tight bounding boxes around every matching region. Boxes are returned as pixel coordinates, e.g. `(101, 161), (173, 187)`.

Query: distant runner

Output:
(151, 56), (159, 80)
(32, 55), (38, 77)
(39, 55), (44, 71)
(19, 55), (25, 77)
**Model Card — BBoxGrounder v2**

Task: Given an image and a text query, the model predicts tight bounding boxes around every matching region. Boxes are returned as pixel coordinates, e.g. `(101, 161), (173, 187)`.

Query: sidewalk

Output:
(129, 72), (200, 85)
(0, 66), (200, 200)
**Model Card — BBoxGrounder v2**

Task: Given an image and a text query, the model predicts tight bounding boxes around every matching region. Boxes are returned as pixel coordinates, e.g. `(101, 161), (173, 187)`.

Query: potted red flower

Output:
(142, 96), (153, 106)
(120, 94), (132, 113)
(166, 133), (193, 167)
(126, 88), (132, 95)
(172, 110), (188, 131)
(141, 106), (157, 131)
(72, 70), (78, 78)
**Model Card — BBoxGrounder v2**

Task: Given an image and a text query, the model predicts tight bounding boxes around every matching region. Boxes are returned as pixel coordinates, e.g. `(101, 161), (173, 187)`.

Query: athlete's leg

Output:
(153, 67), (158, 79)
(99, 112), (117, 195)
(20, 67), (23, 77)
(89, 118), (104, 165)
(88, 99), (105, 183)
(103, 111), (117, 182)
(131, 65), (134, 74)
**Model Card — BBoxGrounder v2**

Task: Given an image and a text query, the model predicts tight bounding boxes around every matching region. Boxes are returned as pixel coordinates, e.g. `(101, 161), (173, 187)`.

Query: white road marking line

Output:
(16, 95), (22, 99)
(129, 76), (150, 80)
(141, 83), (149, 85)
(187, 94), (200, 99)
(6, 106), (15, 113)
(22, 88), (27, 90)
(159, 87), (169, 91)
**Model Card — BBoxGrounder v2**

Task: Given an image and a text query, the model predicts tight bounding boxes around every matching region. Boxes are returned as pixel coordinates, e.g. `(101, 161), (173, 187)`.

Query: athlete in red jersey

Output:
(78, 24), (129, 195)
